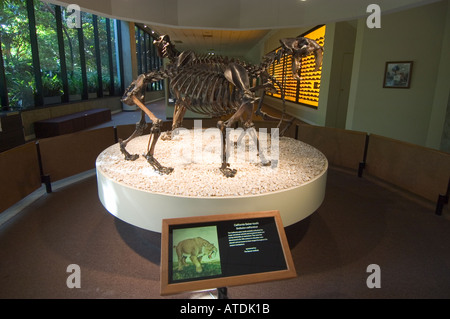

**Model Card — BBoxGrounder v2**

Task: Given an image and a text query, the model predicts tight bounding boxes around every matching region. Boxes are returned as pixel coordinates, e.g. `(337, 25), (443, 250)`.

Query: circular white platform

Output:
(96, 131), (328, 232)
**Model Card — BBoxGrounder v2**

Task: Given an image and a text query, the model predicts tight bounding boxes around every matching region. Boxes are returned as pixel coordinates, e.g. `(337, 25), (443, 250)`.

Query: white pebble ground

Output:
(96, 129), (327, 198)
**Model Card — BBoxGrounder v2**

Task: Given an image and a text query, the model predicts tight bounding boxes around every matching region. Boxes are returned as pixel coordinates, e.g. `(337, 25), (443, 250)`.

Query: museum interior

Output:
(0, 0), (450, 300)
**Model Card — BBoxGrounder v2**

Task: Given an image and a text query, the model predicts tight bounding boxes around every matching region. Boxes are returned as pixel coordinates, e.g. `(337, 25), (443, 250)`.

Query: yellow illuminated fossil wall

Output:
(268, 25), (326, 108)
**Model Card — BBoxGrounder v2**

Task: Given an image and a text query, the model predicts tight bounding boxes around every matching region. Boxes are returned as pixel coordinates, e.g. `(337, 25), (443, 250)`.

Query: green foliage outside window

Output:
(0, 0), (35, 109)
(0, 0), (123, 110)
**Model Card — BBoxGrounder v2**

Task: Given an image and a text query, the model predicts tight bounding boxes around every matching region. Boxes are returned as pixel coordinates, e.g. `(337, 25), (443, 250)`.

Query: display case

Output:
(267, 25), (326, 108)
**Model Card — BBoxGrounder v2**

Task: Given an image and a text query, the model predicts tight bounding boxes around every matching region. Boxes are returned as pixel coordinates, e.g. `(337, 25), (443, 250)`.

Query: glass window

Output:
(34, 1), (63, 105)
(97, 16), (110, 96)
(135, 26), (143, 75)
(1, 1), (124, 109)
(136, 26), (166, 92)
(110, 19), (120, 94)
(0, 0), (35, 110)
(81, 11), (98, 98)
(149, 35), (154, 72)
(62, 9), (82, 102)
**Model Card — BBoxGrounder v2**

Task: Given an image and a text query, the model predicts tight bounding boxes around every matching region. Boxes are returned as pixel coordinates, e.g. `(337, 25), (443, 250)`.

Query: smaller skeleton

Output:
(121, 35), (323, 177)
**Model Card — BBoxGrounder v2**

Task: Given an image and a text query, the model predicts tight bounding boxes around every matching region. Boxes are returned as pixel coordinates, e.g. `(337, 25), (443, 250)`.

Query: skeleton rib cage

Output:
(139, 54), (261, 118)
(170, 57), (238, 117)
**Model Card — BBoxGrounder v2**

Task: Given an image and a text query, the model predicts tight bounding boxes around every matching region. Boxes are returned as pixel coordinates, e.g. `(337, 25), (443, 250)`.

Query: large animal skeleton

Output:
(120, 35), (323, 177)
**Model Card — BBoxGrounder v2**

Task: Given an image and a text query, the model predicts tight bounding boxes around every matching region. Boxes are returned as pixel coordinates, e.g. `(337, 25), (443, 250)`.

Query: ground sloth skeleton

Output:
(120, 34), (323, 177)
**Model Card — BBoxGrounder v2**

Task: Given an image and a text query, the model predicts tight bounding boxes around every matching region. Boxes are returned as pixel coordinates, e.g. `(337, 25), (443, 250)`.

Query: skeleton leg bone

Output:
(131, 96), (173, 175)
(161, 102), (187, 140)
(144, 121), (174, 175)
(218, 121), (237, 178)
(172, 103), (187, 130)
(254, 93), (295, 137)
(119, 110), (147, 161)
(218, 101), (255, 177)
(234, 105), (272, 167)
(224, 63), (259, 104)
(246, 126), (272, 167)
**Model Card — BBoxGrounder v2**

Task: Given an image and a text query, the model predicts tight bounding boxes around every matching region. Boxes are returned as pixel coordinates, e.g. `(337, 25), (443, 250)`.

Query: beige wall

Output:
(325, 21), (357, 129)
(346, 0), (450, 150)
(261, 0), (450, 151)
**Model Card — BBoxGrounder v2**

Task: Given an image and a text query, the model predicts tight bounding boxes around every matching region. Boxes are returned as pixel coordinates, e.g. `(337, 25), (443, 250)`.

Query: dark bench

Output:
(0, 112), (25, 152)
(34, 108), (111, 138)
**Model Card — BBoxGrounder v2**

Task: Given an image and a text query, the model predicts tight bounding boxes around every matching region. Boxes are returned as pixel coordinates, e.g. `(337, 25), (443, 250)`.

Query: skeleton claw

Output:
(159, 166), (174, 175)
(126, 153), (139, 161)
(220, 167), (237, 178)
(261, 160), (271, 167)
(160, 131), (172, 141)
(119, 139), (139, 161)
(145, 154), (174, 175)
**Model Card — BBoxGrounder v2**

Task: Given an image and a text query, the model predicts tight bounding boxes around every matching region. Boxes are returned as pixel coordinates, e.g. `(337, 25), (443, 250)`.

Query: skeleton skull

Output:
(153, 35), (177, 59)
(280, 37), (323, 80)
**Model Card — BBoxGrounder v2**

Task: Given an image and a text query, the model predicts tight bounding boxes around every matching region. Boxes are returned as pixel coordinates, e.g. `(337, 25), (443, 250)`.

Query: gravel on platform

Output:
(96, 129), (327, 197)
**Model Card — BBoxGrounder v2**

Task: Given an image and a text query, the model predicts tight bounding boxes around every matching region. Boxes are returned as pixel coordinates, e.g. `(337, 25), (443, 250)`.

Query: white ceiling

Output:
(136, 25), (273, 57)
(48, 0), (441, 57)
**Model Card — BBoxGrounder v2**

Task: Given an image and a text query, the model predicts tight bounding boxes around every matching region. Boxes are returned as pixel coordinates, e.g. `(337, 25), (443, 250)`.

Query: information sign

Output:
(160, 210), (296, 296)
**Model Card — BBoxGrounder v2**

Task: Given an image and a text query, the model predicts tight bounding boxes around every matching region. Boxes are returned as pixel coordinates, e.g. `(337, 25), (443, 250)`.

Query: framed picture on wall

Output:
(383, 61), (413, 88)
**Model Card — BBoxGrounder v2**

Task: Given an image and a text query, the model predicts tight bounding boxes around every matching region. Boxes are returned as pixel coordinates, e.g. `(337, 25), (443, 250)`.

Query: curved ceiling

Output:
(48, 0), (439, 30)
(46, 0), (440, 57)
